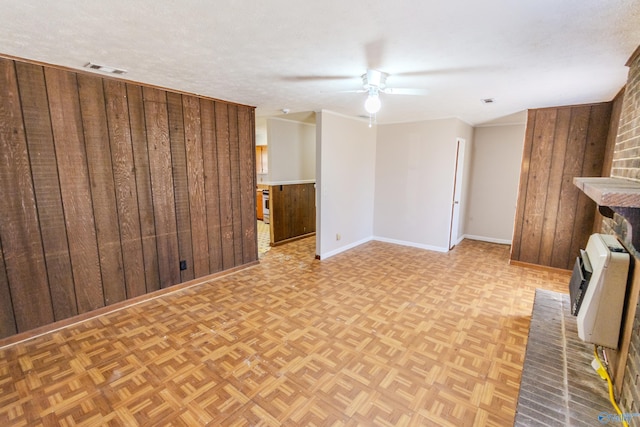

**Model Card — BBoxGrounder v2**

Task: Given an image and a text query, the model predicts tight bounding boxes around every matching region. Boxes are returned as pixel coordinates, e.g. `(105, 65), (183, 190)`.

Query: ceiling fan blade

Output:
(281, 75), (354, 82)
(382, 87), (429, 96)
(364, 39), (386, 70)
(323, 89), (367, 94)
(394, 66), (494, 78)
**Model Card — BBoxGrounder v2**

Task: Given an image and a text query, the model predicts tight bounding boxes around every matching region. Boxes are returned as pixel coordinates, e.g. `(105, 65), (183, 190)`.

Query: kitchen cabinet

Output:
(269, 183), (316, 244)
(256, 146), (268, 174)
(256, 189), (263, 220)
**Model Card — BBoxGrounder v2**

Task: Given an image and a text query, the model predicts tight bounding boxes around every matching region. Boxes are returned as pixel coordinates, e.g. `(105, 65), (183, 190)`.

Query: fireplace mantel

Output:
(574, 177), (640, 250)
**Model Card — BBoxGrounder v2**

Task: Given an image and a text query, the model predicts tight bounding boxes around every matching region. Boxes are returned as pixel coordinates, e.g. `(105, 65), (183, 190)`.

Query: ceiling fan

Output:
(339, 69), (429, 117)
(285, 41), (434, 122)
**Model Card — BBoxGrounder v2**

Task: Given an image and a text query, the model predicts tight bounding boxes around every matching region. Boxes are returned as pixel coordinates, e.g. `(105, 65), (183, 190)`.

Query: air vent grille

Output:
(84, 62), (127, 75)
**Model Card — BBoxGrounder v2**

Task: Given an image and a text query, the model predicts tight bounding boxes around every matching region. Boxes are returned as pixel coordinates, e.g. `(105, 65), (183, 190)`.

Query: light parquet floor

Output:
(0, 238), (570, 426)
(257, 220), (271, 258)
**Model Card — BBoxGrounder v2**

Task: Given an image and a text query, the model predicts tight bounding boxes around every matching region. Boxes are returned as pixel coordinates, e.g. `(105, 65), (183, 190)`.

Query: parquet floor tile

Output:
(0, 237), (571, 426)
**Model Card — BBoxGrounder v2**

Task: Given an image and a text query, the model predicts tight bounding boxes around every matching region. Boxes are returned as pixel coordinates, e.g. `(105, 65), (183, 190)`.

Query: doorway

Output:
(449, 138), (466, 250)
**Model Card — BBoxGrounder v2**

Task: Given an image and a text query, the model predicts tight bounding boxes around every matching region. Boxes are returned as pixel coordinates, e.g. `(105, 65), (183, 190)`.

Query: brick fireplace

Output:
(600, 45), (640, 422)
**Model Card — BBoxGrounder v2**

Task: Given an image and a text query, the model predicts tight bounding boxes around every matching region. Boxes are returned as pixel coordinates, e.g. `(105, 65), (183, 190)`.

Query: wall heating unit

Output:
(569, 233), (629, 349)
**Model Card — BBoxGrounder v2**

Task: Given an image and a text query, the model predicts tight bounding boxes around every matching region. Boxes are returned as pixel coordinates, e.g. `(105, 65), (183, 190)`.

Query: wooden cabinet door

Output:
(256, 190), (263, 220)
(261, 146), (268, 173)
(256, 146), (268, 173)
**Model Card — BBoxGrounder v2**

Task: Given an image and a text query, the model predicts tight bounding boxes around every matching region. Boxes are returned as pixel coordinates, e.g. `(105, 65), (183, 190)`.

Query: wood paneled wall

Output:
(0, 57), (257, 338)
(270, 183), (316, 244)
(510, 103), (613, 270)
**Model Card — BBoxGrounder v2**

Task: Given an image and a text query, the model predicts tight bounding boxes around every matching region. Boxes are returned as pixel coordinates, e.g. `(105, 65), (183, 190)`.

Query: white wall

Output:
(255, 118), (267, 146)
(373, 118), (473, 251)
(465, 123), (526, 243)
(266, 117), (316, 183)
(316, 110), (376, 259)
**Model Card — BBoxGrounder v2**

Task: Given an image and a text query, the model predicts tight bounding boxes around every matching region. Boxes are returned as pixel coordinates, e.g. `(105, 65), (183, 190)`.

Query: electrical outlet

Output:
(179, 260), (187, 271)
(336, 233), (341, 241)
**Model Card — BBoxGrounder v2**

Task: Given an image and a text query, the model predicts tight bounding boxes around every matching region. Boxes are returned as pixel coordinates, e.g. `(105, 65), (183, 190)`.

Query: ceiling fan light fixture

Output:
(364, 93), (381, 114)
(365, 69), (386, 88)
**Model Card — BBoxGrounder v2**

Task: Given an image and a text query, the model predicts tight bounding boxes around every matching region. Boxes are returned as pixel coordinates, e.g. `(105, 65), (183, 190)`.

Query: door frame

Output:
(449, 138), (466, 250)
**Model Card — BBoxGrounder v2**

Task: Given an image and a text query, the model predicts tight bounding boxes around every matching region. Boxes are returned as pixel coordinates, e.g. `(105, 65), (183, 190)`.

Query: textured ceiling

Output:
(2, 0), (640, 125)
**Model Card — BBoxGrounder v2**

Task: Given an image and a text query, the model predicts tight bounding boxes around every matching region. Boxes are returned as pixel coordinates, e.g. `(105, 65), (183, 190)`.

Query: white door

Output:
(449, 138), (465, 250)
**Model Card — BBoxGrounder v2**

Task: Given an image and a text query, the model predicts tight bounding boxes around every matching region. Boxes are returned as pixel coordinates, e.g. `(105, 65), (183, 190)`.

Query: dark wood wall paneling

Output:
(270, 183), (316, 244)
(510, 103), (613, 270)
(0, 57), (257, 339)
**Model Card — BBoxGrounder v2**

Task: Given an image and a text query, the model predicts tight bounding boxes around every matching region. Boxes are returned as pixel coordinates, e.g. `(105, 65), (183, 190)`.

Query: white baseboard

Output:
(372, 236), (449, 253)
(319, 236), (373, 260)
(318, 235), (510, 260)
(463, 234), (512, 245)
